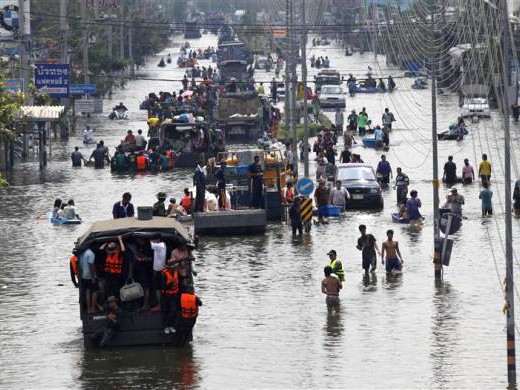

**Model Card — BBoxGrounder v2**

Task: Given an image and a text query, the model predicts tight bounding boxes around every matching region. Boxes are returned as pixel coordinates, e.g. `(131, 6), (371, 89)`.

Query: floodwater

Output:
(1, 33), (520, 389)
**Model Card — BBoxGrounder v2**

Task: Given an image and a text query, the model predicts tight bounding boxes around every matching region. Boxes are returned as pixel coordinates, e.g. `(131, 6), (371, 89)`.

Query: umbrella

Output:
(182, 90), (194, 98)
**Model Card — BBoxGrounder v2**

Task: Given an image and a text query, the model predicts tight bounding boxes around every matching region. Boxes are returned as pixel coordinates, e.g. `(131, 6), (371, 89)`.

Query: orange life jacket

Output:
(136, 155), (147, 170)
(161, 269), (179, 296)
(181, 293), (199, 319)
(70, 255), (78, 275)
(104, 252), (123, 274)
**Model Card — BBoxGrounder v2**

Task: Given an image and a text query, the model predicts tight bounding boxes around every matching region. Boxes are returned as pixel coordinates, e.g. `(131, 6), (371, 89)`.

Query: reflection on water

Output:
(362, 273), (378, 292)
(80, 347), (201, 390)
(382, 272), (404, 290)
(430, 280), (459, 388)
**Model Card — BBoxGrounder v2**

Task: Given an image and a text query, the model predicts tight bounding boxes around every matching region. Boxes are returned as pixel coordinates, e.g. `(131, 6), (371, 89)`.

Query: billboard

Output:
(0, 0), (31, 41)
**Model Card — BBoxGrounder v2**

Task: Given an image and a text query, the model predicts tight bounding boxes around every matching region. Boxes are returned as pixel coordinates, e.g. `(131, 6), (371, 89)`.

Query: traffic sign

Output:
(3, 78), (22, 92)
(69, 83), (97, 95)
(74, 99), (95, 113)
(300, 197), (313, 222)
(296, 177), (314, 196)
(34, 63), (69, 98)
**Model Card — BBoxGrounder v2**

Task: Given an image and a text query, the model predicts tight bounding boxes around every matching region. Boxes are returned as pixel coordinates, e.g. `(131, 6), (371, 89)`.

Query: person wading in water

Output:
(321, 266), (342, 314)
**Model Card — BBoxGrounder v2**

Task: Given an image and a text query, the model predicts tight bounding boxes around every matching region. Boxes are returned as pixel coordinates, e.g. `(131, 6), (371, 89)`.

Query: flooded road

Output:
(1, 33), (520, 389)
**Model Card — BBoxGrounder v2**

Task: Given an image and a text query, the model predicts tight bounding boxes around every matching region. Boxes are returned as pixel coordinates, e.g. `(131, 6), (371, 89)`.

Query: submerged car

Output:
(461, 97), (491, 118)
(318, 85), (346, 108)
(334, 163), (383, 209)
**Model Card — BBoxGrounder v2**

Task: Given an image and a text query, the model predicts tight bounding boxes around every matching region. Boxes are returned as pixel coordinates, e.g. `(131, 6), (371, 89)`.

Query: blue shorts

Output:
(385, 257), (402, 272)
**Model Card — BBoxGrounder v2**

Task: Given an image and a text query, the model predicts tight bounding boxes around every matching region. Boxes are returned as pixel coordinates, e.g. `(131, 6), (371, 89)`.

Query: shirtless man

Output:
(381, 229), (404, 272)
(321, 266), (342, 314)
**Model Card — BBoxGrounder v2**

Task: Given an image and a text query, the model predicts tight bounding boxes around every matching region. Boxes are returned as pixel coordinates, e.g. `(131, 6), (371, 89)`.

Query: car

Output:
(315, 69), (341, 93)
(334, 163), (384, 209)
(254, 57), (271, 70)
(318, 85), (346, 108)
(461, 97), (491, 118)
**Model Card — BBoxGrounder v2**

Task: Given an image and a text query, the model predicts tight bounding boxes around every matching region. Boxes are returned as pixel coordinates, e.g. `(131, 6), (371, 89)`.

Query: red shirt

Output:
(180, 195), (192, 212)
(125, 134), (136, 143)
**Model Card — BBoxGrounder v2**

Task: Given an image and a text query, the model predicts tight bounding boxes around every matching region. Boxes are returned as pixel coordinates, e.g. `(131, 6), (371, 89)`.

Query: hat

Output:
(157, 192), (167, 199)
(327, 250), (337, 256)
(450, 187), (458, 192)
(107, 296), (117, 303)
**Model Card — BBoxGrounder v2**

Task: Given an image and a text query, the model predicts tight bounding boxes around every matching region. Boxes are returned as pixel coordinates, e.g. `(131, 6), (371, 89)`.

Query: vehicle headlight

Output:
(370, 188), (379, 194)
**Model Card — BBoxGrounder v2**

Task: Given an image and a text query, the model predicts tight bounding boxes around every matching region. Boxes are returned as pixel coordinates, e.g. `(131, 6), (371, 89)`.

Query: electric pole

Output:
(302, 0), (309, 178)
(430, 4), (441, 279)
(18, 0), (29, 97)
(289, 0), (298, 177)
(499, 0), (516, 385)
(119, 4), (125, 60)
(81, 0), (90, 83)
(60, 0), (68, 65)
(284, 0), (291, 153)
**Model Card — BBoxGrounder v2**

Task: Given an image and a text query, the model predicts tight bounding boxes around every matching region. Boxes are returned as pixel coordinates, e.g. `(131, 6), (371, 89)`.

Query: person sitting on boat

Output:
(158, 57), (166, 67)
(63, 199), (80, 220)
(83, 126), (95, 144)
(125, 130), (135, 143)
(90, 295), (125, 348)
(167, 198), (187, 218)
(113, 102), (128, 112)
(153, 192), (168, 217)
(405, 190), (422, 223)
(378, 78), (387, 92)
(52, 198), (63, 219)
(445, 187), (465, 217)
(366, 75), (376, 88)
(180, 188), (193, 215)
(167, 54), (172, 63)
(397, 204), (409, 221)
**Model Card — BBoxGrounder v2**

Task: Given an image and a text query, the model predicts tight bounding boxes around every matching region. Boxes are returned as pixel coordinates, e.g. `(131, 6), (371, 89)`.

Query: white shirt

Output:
(150, 241), (167, 271)
(287, 150), (295, 164)
(63, 205), (77, 220)
(79, 248), (95, 279)
(330, 187), (349, 206)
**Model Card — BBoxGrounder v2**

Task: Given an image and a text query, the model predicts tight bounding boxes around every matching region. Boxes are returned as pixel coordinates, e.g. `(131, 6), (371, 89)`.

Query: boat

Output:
(108, 110), (129, 120)
(437, 128), (468, 140)
(49, 213), (81, 225)
(354, 85), (381, 94)
(74, 216), (196, 348)
(362, 138), (386, 149)
(391, 212), (409, 224)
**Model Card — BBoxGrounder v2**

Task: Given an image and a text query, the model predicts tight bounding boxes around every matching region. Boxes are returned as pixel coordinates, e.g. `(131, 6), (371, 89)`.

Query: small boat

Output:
(362, 138), (386, 149)
(391, 213), (425, 224)
(437, 129), (468, 140)
(391, 213), (409, 224)
(442, 177), (463, 184)
(354, 86), (381, 94)
(49, 213), (82, 225)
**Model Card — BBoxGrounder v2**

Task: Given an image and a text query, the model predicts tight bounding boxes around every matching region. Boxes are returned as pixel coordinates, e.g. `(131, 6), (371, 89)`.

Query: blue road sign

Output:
(69, 84), (97, 95)
(297, 177), (314, 196)
(3, 79), (23, 92)
(34, 64), (69, 98)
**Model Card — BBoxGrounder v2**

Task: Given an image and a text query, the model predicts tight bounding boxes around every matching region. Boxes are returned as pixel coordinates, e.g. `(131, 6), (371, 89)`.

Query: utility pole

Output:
(289, 0), (298, 177)
(81, 0), (90, 83)
(128, 8), (134, 77)
(500, 0), (516, 385)
(18, 0), (29, 97)
(302, 0), (309, 178)
(119, 4), (125, 60)
(107, 12), (113, 61)
(284, 0), (291, 152)
(60, 0), (68, 65)
(430, 4), (441, 279)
